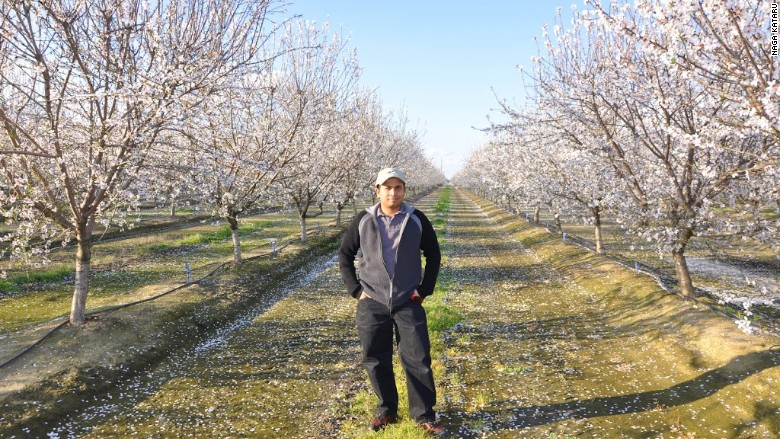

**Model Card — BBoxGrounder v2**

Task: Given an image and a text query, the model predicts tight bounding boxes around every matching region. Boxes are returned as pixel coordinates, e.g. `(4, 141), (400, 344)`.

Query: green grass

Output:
(130, 218), (289, 256)
(433, 186), (452, 214)
(0, 266), (73, 294)
(176, 226), (233, 245)
(427, 188), (461, 335)
(0, 289), (71, 329)
(426, 297), (463, 333)
(171, 220), (274, 247)
(138, 243), (172, 254)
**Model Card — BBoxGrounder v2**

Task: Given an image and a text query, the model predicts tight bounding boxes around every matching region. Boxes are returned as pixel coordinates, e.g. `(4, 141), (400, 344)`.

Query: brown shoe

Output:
(418, 421), (446, 436)
(369, 413), (397, 431)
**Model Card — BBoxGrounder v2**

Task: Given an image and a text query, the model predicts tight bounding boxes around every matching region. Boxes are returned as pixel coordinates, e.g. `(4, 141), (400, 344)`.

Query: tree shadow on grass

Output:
(445, 349), (780, 434)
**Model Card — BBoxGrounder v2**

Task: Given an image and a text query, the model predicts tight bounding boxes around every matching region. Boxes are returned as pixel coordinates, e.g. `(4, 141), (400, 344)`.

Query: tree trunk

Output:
(70, 236), (92, 325)
(672, 227), (695, 297)
(554, 213), (562, 231)
(170, 201), (177, 217)
(592, 207), (604, 255)
(336, 205), (343, 228)
(533, 205), (541, 224)
(227, 216), (242, 263)
(637, 202), (650, 227)
(673, 250), (695, 297)
(300, 215), (308, 242)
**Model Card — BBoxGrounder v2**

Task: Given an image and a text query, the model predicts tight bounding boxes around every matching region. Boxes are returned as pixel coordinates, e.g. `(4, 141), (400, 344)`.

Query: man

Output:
(339, 167), (444, 436)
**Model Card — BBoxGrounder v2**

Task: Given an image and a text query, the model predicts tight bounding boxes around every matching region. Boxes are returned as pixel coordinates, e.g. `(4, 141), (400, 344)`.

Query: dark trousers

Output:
(356, 297), (437, 422)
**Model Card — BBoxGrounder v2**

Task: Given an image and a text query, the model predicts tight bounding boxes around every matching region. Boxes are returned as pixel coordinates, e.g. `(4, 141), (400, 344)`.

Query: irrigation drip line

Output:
(0, 220), (340, 372)
(0, 319), (70, 372)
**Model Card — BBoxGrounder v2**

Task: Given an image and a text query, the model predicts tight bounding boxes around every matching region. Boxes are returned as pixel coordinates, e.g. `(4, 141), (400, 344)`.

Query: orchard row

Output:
(0, 1), (445, 325)
(455, 0), (778, 299)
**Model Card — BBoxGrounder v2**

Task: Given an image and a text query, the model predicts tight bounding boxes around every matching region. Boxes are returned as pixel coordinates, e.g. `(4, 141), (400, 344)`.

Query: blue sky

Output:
(283, 1), (576, 177)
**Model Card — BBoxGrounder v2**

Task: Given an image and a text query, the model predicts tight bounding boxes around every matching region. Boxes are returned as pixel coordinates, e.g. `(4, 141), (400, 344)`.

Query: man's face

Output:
(376, 177), (406, 212)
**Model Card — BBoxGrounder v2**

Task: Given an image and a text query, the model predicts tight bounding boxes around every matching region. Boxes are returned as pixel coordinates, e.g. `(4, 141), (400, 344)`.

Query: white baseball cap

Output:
(375, 167), (407, 186)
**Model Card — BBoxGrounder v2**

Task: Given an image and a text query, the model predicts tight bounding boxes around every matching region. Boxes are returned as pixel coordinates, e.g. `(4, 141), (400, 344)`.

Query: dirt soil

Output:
(1, 187), (779, 438)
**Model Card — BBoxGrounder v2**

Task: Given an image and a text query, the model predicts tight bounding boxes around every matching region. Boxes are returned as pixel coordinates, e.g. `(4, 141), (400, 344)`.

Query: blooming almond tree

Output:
(188, 69), (300, 263)
(133, 130), (201, 217)
(464, 1), (777, 298)
(579, 2), (777, 296)
(359, 107), (435, 204)
(593, 0), (779, 251)
(0, 0), (274, 325)
(497, 110), (619, 254)
(401, 145), (447, 195)
(273, 20), (362, 242)
(596, 0), (779, 142)
(326, 89), (384, 226)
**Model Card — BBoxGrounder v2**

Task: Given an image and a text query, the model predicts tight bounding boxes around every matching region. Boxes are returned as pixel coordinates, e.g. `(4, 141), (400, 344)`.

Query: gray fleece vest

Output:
(358, 203), (423, 308)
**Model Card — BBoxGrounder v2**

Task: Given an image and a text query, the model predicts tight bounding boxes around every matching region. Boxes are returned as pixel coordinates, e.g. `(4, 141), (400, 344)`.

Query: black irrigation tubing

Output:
(0, 319), (70, 371)
(0, 221), (342, 372)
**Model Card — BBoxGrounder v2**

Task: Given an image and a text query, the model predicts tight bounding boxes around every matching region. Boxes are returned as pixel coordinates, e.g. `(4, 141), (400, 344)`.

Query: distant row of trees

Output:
(454, 0), (778, 298)
(0, 0), (445, 325)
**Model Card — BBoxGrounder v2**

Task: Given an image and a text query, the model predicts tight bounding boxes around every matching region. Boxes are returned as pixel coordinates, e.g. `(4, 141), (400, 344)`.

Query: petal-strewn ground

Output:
(4, 187), (780, 438)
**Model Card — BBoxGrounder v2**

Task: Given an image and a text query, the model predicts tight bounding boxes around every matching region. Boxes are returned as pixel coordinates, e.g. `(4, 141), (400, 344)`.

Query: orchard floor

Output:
(2, 187), (780, 438)
(436, 190), (780, 438)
